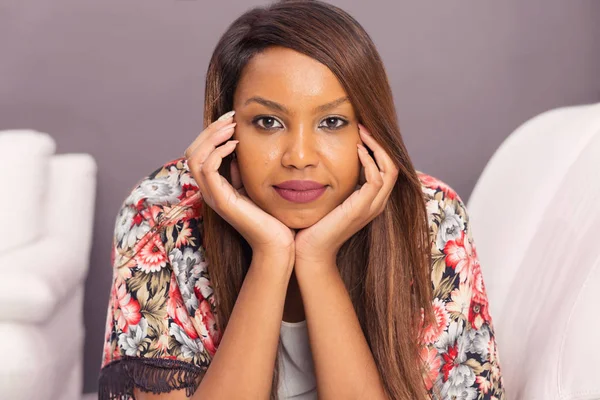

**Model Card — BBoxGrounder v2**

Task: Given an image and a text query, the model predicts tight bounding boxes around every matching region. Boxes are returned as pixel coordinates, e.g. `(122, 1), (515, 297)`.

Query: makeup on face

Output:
(232, 46), (361, 229)
(273, 180), (328, 203)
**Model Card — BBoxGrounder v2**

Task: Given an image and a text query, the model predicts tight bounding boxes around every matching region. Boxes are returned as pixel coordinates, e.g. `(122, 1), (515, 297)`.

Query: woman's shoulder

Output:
(119, 156), (202, 226)
(102, 157), (217, 392)
(415, 172), (505, 397)
(416, 170), (470, 229)
(112, 157), (202, 269)
(415, 170), (474, 284)
(416, 171), (464, 204)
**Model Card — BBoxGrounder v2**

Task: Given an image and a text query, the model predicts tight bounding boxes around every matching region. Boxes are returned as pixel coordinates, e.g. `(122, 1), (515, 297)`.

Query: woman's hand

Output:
(294, 124), (399, 266)
(185, 111), (296, 265)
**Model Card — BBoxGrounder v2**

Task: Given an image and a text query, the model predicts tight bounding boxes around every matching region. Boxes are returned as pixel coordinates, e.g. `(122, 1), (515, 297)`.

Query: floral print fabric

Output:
(99, 157), (505, 399)
(418, 174), (505, 399)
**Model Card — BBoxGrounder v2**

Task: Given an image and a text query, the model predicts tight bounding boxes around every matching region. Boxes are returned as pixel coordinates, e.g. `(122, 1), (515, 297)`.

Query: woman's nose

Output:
(281, 126), (319, 169)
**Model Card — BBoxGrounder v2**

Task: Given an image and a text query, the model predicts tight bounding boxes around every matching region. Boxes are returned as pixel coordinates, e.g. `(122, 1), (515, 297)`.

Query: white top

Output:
(277, 319), (318, 399)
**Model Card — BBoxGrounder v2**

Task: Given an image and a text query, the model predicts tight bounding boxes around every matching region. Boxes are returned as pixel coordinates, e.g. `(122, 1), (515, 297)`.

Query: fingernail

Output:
(217, 110), (236, 121)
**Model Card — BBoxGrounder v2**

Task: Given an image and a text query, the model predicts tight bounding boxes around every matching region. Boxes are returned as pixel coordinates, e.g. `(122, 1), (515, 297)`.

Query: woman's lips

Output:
(273, 180), (327, 203)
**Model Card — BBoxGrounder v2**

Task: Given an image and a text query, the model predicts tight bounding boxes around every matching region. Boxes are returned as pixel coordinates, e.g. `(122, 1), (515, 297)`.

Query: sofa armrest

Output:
(0, 130), (55, 254)
(0, 237), (87, 323)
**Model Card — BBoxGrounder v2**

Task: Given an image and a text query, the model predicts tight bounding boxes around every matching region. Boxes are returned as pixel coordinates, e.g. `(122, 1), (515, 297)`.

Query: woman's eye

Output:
(319, 117), (348, 130)
(252, 116), (348, 131)
(253, 116), (283, 131)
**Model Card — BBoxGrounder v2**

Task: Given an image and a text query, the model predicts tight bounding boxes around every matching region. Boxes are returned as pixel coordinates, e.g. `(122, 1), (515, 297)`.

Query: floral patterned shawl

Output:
(98, 157), (506, 399)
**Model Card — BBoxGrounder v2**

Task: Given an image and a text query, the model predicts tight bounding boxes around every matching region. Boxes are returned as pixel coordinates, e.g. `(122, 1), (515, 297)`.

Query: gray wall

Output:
(1, 0), (598, 394)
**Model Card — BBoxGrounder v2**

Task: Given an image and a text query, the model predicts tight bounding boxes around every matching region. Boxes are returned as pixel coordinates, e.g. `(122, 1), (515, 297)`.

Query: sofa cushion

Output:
(0, 237), (85, 323)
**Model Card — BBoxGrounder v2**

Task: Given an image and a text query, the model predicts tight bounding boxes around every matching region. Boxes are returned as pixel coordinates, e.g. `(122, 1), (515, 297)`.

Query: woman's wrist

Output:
(295, 256), (338, 282)
(251, 248), (295, 279)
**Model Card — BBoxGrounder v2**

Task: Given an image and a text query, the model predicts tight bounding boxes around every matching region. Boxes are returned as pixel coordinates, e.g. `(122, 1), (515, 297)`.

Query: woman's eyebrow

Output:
(243, 96), (349, 114)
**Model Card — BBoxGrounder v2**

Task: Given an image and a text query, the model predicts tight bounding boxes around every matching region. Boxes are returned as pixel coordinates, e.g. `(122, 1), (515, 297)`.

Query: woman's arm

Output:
(294, 260), (388, 400)
(193, 252), (292, 398)
(425, 192), (505, 398)
(134, 252), (292, 400)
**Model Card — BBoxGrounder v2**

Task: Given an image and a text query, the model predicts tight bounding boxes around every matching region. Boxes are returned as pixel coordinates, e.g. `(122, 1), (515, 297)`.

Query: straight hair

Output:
(201, 1), (435, 398)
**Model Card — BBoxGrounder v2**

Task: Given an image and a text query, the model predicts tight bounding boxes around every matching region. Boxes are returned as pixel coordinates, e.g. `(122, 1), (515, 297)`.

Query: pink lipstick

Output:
(273, 180), (327, 203)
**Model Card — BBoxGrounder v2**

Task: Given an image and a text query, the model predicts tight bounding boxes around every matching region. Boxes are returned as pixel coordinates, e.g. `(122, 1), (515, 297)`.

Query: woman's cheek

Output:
(236, 155), (273, 208)
(237, 159), (258, 190)
(329, 145), (361, 188)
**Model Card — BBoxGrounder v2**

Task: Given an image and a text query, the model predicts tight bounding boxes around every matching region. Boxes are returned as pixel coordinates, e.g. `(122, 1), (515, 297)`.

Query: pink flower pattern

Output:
(99, 158), (505, 399)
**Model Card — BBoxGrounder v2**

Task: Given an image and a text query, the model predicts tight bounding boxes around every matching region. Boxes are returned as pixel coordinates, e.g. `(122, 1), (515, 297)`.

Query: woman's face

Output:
(232, 46), (362, 229)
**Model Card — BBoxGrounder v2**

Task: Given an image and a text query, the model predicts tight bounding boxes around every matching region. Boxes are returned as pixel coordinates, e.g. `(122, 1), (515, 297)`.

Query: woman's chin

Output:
(274, 211), (324, 230)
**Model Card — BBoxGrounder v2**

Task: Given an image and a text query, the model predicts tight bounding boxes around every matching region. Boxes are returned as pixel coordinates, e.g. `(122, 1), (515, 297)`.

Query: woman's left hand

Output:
(294, 124), (399, 266)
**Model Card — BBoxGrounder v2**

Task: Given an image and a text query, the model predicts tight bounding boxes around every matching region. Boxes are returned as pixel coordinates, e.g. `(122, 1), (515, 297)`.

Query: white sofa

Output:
(468, 103), (600, 399)
(0, 130), (97, 400)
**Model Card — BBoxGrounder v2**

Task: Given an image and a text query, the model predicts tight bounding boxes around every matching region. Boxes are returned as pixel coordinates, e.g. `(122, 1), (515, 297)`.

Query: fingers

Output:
(358, 161), (366, 185)
(358, 124), (398, 177)
(355, 124), (399, 215)
(193, 138), (264, 236)
(186, 121), (236, 160)
(186, 114), (236, 205)
(184, 111), (237, 158)
(357, 143), (383, 203)
(230, 157), (243, 190)
(196, 139), (277, 235)
(200, 140), (239, 194)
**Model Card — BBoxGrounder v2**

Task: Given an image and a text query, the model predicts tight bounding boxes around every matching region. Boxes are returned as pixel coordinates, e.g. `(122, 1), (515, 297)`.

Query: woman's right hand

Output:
(185, 111), (296, 266)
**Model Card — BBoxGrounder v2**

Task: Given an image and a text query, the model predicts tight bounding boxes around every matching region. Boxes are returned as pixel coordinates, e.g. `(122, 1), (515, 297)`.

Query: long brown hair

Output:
(201, 1), (434, 398)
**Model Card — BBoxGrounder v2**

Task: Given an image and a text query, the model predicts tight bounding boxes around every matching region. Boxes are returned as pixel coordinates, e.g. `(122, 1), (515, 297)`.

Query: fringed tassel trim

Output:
(99, 357), (205, 399)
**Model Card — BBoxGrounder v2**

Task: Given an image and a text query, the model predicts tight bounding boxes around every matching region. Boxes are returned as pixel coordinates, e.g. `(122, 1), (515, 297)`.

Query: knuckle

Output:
(198, 162), (208, 174)
(195, 148), (210, 162)
(348, 208), (361, 223)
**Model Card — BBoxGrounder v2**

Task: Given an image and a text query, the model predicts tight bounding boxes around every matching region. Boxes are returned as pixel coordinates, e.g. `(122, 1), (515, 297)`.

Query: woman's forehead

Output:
(235, 48), (350, 113)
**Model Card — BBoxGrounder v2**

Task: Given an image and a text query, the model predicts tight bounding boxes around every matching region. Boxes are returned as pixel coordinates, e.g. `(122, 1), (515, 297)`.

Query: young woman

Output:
(99, 1), (505, 399)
